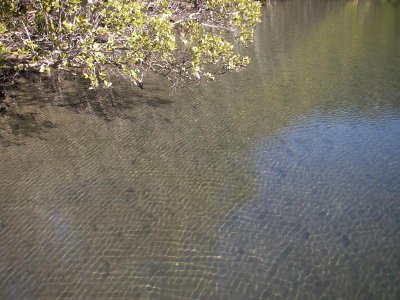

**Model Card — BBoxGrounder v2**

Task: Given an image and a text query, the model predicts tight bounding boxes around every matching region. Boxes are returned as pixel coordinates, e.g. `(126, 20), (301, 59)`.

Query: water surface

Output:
(1, 1), (400, 299)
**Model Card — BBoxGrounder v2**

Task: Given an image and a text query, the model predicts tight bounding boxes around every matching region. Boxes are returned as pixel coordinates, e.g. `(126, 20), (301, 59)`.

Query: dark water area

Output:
(1, 1), (400, 299)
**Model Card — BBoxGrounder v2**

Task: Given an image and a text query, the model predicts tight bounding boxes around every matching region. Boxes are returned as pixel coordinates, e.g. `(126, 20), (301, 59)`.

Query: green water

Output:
(1, 1), (400, 299)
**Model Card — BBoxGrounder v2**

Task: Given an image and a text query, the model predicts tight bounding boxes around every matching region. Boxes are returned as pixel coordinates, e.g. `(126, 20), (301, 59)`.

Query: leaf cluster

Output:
(0, 0), (262, 88)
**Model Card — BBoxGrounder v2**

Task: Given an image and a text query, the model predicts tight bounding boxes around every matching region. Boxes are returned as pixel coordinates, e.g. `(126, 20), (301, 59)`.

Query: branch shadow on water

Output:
(0, 110), (60, 147)
(0, 71), (173, 146)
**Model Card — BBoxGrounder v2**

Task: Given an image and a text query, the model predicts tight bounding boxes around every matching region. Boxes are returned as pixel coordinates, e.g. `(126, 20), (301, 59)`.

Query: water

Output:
(1, 1), (400, 299)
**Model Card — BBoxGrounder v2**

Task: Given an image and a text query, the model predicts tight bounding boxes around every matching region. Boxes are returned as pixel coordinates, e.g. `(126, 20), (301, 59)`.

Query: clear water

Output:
(1, 1), (400, 299)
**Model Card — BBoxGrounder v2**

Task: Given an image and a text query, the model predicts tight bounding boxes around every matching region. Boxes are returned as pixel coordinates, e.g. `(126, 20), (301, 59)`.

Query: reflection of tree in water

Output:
(245, 0), (400, 122)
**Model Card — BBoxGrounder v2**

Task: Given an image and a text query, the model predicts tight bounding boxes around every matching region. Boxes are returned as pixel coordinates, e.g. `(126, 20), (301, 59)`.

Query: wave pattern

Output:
(1, 0), (400, 299)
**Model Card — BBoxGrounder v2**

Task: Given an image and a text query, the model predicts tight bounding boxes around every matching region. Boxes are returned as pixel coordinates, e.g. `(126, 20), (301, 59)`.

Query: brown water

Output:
(1, 1), (400, 299)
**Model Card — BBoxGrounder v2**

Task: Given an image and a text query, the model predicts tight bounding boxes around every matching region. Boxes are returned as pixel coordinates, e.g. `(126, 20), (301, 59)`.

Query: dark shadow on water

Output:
(0, 110), (60, 146)
(0, 71), (173, 145)
(146, 98), (173, 107)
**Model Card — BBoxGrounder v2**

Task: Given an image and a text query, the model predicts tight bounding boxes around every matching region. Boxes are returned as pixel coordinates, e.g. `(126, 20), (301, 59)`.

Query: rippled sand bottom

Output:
(1, 0), (400, 299)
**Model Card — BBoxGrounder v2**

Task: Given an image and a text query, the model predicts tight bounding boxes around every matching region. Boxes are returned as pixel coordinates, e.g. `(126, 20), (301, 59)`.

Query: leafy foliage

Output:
(0, 0), (262, 88)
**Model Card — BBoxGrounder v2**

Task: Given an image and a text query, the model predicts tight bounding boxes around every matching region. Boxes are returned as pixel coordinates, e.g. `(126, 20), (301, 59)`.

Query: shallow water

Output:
(1, 1), (400, 299)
